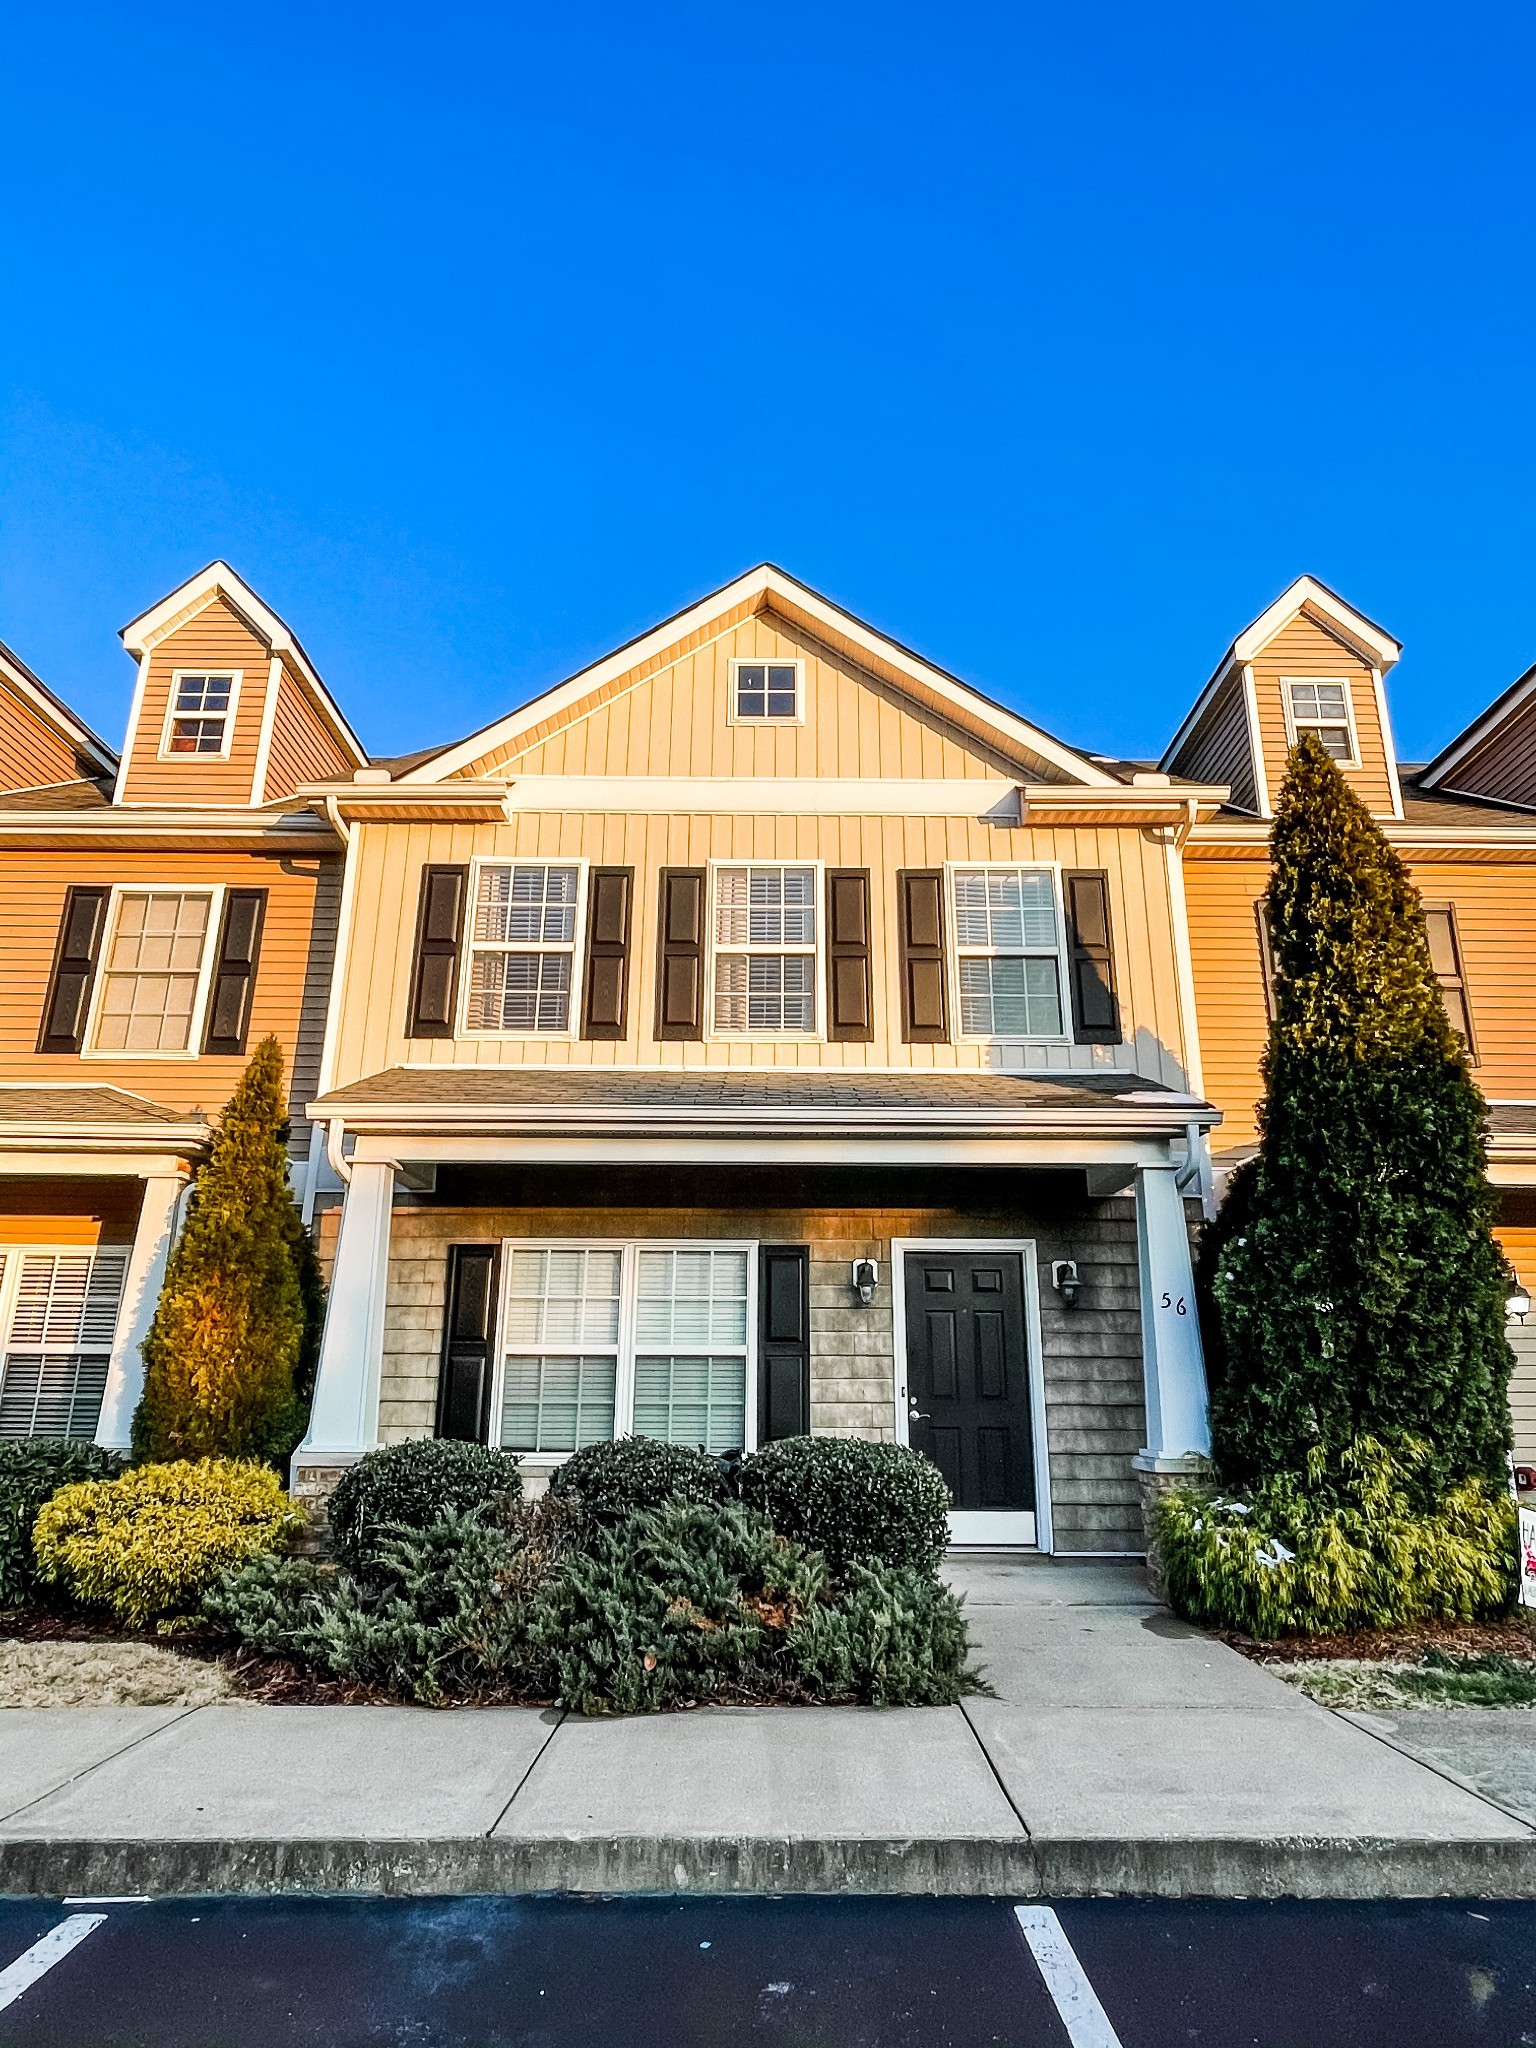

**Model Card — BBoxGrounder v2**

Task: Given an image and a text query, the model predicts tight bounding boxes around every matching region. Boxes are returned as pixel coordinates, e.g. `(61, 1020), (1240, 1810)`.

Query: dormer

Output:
(0, 637), (117, 801)
(114, 563), (366, 807)
(1161, 576), (1403, 819)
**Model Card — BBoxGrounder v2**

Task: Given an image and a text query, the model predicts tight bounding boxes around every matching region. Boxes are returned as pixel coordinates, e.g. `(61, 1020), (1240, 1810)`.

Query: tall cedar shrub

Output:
(1207, 735), (1514, 1495)
(132, 1038), (318, 1464)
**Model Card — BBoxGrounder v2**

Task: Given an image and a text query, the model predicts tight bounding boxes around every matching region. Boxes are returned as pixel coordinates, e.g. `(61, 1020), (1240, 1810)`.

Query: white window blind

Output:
(92, 891), (213, 1052)
(499, 1248), (620, 1452)
(465, 865), (580, 1032)
(952, 868), (1064, 1036)
(712, 866), (817, 1033)
(0, 1249), (129, 1440)
(633, 1249), (749, 1453)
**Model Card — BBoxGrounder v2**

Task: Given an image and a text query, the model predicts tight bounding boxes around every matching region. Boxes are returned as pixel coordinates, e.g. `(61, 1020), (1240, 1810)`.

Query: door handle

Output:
(907, 1397), (929, 1421)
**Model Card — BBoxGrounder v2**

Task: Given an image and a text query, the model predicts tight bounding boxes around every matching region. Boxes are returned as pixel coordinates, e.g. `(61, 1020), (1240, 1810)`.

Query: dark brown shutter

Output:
(655, 867), (705, 1040)
(406, 864), (467, 1037)
(1255, 901), (1276, 1021)
(1425, 904), (1477, 1060)
(826, 869), (873, 1042)
(202, 889), (268, 1056)
(582, 866), (633, 1040)
(896, 869), (948, 1043)
(759, 1244), (810, 1441)
(436, 1244), (499, 1443)
(1063, 870), (1121, 1045)
(37, 886), (109, 1054)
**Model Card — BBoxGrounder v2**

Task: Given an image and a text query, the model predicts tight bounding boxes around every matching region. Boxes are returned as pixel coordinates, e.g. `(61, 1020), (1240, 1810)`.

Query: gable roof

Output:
(398, 564), (1119, 787)
(0, 635), (118, 779)
(1418, 657), (1536, 794)
(1161, 574), (1401, 773)
(119, 561), (367, 769)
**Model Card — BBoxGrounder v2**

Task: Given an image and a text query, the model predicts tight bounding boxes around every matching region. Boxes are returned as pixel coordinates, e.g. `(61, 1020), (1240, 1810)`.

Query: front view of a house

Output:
(295, 567), (1221, 1552)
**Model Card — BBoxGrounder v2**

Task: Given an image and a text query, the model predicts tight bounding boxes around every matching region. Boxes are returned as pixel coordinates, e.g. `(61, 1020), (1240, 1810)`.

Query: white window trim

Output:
(80, 882), (226, 1061)
(704, 858), (825, 1042)
(945, 861), (1073, 1046)
(157, 668), (244, 764)
(726, 655), (807, 726)
(491, 1238), (760, 1470)
(1280, 675), (1360, 766)
(455, 856), (589, 1041)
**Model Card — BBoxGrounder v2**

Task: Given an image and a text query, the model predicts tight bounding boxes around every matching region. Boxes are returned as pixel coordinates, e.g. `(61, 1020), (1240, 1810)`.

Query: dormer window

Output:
(162, 671), (239, 758)
(730, 659), (802, 723)
(1284, 679), (1356, 763)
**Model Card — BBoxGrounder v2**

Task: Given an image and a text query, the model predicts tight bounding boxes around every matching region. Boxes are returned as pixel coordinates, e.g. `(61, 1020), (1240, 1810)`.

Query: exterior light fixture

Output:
(1508, 1286), (1532, 1325)
(1051, 1259), (1081, 1309)
(852, 1258), (879, 1306)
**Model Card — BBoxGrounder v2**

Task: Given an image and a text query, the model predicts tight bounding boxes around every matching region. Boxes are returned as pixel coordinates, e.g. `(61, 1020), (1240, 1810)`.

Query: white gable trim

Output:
(0, 639), (117, 778)
(1420, 661), (1536, 790)
(401, 565), (1116, 788)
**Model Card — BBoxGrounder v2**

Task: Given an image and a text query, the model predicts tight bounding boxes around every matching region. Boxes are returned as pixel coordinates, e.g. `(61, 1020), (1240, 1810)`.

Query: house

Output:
(0, 563), (363, 1447)
(295, 565), (1225, 1551)
(1164, 575), (1536, 1464)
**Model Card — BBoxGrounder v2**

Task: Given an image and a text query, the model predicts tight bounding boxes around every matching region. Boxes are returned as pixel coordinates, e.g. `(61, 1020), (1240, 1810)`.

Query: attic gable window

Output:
(1285, 679), (1356, 763)
(730, 659), (802, 723)
(162, 672), (239, 758)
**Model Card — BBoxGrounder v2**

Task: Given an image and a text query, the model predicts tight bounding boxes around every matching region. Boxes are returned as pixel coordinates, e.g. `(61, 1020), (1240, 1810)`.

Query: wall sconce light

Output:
(1051, 1259), (1081, 1309)
(1508, 1286), (1532, 1325)
(852, 1258), (879, 1306)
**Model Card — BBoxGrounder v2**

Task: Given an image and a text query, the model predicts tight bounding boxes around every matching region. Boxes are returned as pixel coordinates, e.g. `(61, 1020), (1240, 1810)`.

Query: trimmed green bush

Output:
(738, 1436), (950, 1574)
(327, 1439), (522, 1577)
(1156, 1436), (1517, 1639)
(787, 1561), (981, 1707)
(0, 1440), (125, 1607)
(34, 1457), (304, 1629)
(547, 1435), (727, 1525)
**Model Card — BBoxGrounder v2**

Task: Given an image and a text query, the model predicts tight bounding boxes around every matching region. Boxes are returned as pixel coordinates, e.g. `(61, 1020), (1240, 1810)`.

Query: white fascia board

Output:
(316, 1103), (1221, 1145)
(1420, 662), (1536, 789)
(402, 565), (1117, 788)
(119, 561), (367, 769)
(1188, 819), (1536, 850)
(344, 1130), (1188, 1170)
(0, 809), (340, 849)
(0, 640), (118, 777)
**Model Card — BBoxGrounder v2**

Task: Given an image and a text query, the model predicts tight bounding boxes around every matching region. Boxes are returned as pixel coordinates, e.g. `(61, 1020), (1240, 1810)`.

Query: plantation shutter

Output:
(581, 866), (633, 1040)
(758, 1245), (810, 1442)
(436, 1245), (499, 1443)
(406, 864), (467, 1037)
(202, 889), (268, 1056)
(1425, 904), (1477, 1059)
(896, 869), (948, 1043)
(825, 869), (873, 1042)
(1062, 870), (1121, 1045)
(655, 868), (705, 1041)
(0, 1248), (128, 1440)
(37, 886), (109, 1054)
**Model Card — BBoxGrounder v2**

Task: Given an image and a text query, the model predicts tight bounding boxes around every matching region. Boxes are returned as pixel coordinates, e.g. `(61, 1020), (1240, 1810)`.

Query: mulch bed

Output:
(1221, 1613), (1536, 1665)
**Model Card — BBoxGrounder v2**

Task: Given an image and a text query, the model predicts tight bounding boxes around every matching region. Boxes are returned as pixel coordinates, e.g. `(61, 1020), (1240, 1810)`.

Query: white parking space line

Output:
(1015, 1905), (1124, 2048)
(0, 1914), (108, 2015)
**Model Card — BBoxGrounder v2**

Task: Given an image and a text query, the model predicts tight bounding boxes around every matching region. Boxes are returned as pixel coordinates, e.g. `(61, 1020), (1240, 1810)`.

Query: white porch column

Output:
(95, 1171), (188, 1450)
(1132, 1162), (1211, 1464)
(296, 1160), (395, 1466)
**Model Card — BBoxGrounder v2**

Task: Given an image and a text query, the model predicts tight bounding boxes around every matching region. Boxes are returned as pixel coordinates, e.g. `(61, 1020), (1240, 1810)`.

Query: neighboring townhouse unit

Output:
(297, 565), (1225, 1552)
(1164, 576), (1536, 1463)
(0, 564), (363, 1448)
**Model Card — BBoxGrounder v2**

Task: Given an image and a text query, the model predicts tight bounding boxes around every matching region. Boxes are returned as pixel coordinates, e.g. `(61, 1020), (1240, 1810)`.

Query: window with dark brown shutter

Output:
(203, 889), (267, 1056)
(825, 869), (873, 1042)
(896, 869), (948, 1043)
(1425, 904), (1477, 1061)
(759, 1244), (810, 1441)
(655, 868), (704, 1040)
(406, 865), (467, 1037)
(582, 866), (633, 1040)
(1062, 870), (1121, 1045)
(37, 887), (109, 1054)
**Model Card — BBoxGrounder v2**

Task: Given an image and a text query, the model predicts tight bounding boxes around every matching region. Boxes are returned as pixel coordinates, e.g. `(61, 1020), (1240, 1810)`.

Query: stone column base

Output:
(1132, 1450), (1212, 1601)
(288, 1454), (364, 1557)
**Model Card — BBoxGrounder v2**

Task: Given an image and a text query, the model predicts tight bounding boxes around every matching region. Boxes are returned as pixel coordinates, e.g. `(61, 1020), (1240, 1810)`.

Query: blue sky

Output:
(2, 2), (1533, 767)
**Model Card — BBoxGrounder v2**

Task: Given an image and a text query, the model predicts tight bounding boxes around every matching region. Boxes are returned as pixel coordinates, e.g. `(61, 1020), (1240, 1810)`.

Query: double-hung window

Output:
(464, 863), (581, 1033)
(87, 888), (219, 1053)
(0, 1248), (129, 1440)
(1285, 680), (1356, 762)
(494, 1242), (754, 1461)
(163, 672), (238, 757)
(712, 864), (818, 1034)
(952, 867), (1066, 1037)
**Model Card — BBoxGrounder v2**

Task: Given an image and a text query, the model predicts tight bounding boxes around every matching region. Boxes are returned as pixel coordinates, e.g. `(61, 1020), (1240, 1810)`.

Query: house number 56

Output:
(1159, 1291), (1188, 1315)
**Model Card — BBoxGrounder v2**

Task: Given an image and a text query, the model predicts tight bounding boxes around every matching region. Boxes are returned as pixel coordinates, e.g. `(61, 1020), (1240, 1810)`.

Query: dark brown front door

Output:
(903, 1250), (1035, 1512)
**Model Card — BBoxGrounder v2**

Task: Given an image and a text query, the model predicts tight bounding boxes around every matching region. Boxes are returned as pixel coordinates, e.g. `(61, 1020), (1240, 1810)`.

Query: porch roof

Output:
(0, 1084), (210, 1165)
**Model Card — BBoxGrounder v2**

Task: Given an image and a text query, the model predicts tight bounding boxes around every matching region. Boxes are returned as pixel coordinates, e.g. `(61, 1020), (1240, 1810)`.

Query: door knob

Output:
(907, 1397), (929, 1421)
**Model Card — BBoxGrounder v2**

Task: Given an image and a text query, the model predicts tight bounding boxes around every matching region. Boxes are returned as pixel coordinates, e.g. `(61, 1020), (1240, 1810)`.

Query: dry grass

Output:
(0, 1638), (238, 1708)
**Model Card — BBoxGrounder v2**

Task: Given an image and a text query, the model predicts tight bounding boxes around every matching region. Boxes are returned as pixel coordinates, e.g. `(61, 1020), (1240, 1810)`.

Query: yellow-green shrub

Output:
(33, 1457), (304, 1629)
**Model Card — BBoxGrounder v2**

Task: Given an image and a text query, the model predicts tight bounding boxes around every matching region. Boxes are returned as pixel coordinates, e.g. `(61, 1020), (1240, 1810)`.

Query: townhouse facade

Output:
(0, 564), (361, 1448)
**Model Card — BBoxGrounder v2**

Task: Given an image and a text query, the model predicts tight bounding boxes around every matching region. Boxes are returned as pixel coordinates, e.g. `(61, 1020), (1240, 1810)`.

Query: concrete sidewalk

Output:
(0, 1557), (1531, 1899)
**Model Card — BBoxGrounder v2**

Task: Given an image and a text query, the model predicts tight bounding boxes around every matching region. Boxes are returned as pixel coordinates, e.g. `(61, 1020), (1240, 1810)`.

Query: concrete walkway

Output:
(0, 1557), (1531, 1899)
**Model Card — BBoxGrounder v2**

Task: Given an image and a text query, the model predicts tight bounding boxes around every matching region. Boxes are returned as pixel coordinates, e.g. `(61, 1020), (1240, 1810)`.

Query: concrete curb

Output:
(2, 1833), (1534, 1900)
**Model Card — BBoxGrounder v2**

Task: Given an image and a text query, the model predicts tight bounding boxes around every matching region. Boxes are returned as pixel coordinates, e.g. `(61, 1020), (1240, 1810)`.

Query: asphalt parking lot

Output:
(1, 1893), (1535, 2047)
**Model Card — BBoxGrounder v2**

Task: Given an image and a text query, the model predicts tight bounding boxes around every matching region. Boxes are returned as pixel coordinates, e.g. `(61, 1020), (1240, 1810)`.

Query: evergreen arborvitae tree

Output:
(132, 1036), (315, 1464)
(1207, 734), (1514, 1497)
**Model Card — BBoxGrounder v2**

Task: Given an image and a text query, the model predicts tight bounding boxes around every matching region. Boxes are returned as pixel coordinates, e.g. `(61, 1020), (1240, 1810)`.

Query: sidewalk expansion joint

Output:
(487, 1708), (567, 1836)
(0, 1704), (208, 1830)
(1332, 1709), (1536, 1834)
